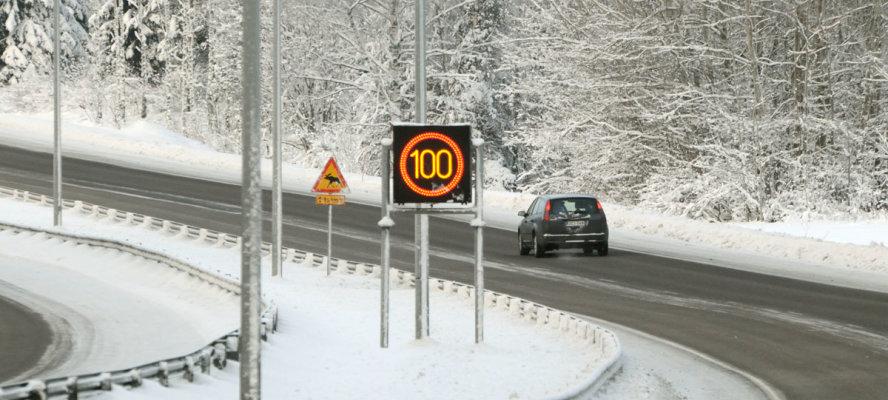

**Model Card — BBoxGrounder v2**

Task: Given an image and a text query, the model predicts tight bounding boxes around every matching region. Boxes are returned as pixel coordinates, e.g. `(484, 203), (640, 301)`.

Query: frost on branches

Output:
(502, 0), (888, 221)
(3, 0), (886, 222)
(0, 0), (88, 84)
(88, 0), (171, 124)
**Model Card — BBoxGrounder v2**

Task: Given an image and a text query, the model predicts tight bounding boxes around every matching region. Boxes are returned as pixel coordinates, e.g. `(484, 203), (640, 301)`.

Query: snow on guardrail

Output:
(0, 186), (621, 399)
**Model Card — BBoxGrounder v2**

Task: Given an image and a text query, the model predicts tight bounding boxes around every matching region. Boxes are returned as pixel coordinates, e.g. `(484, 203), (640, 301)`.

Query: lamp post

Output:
(52, 0), (62, 227)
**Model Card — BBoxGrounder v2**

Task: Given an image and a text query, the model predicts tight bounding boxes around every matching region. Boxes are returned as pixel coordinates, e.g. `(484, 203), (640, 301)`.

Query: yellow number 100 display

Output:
(395, 130), (467, 200)
(409, 149), (453, 180)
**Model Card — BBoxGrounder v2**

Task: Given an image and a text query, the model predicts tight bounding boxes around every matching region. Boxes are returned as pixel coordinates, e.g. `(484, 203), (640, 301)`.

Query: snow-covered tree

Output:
(158, 0), (209, 135)
(436, 0), (508, 144)
(0, 0), (89, 84)
(57, 0), (883, 221)
(202, 0), (241, 151)
(88, 0), (168, 123)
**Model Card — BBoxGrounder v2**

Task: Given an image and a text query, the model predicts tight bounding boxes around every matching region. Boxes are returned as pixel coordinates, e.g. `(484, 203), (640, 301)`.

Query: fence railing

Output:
(0, 188), (280, 400)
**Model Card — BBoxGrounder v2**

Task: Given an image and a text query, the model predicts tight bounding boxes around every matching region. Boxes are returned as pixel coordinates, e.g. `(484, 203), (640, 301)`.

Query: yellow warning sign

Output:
(312, 158), (349, 193)
(316, 194), (346, 206)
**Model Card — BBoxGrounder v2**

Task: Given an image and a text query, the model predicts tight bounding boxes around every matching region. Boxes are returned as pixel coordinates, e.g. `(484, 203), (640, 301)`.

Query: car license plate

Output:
(566, 220), (586, 228)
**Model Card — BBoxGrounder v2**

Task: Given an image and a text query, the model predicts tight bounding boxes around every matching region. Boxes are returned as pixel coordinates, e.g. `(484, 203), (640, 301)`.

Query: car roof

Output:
(536, 194), (597, 201)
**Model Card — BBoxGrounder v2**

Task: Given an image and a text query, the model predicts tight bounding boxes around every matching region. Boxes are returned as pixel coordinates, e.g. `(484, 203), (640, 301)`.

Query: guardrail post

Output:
(98, 373), (111, 391)
(65, 376), (78, 399)
(26, 380), (46, 400)
(213, 343), (228, 369)
(200, 350), (212, 374)
(158, 362), (170, 387)
(184, 357), (196, 383)
(128, 369), (142, 388)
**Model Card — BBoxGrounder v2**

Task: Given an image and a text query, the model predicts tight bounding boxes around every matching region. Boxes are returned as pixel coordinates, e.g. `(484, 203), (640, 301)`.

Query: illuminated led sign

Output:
(392, 125), (472, 205)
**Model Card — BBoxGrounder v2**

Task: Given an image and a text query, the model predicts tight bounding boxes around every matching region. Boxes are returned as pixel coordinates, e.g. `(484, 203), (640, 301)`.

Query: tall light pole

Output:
(240, 0), (262, 397)
(414, 0), (430, 340)
(52, 0), (62, 227)
(271, 0), (283, 277)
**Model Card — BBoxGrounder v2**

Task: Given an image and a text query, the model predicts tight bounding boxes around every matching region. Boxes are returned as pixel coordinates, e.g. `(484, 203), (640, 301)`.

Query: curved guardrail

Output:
(0, 222), (278, 399)
(0, 186), (621, 399)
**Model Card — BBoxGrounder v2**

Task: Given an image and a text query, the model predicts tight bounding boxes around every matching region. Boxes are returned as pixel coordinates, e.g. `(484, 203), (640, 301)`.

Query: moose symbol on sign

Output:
(324, 173), (342, 188)
(312, 157), (349, 194)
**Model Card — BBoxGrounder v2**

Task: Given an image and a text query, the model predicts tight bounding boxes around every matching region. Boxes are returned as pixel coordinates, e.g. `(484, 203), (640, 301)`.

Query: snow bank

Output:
(735, 218), (888, 247)
(0, 192), (619, 399)
(2, 113), (884, 285)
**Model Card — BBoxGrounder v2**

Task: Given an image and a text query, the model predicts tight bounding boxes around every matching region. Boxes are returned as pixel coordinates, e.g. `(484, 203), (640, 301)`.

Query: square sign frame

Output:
(391, 124), (473, 210)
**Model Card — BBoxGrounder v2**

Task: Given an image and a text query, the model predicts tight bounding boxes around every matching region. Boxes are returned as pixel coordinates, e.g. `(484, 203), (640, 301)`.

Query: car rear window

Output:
(548, 198), (598, 218)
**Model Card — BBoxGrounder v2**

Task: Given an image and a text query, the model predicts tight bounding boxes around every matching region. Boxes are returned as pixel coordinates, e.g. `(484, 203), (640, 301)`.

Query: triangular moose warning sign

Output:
(312, 158), (349, 193)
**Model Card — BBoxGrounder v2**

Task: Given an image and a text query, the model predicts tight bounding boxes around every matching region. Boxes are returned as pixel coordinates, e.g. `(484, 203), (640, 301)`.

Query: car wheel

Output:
(533, 232), (546, 258)
(598, 242), (609, 257)
(518, 233), (530, 256)
(582, 245), (594, 256)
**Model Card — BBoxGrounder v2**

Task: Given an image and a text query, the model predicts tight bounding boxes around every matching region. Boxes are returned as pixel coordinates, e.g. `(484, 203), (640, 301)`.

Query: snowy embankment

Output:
(0, 192), (620, 399)
(2, 114), (887, 290)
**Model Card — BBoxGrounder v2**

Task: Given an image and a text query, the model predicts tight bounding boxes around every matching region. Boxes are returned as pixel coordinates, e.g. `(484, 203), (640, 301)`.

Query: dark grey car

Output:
(517, 195), (609, 257)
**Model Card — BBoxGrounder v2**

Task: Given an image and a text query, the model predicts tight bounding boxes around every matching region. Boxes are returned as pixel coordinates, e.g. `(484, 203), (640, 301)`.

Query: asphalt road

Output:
(0, 144), (887, 399)
(0, 283), (53, 383)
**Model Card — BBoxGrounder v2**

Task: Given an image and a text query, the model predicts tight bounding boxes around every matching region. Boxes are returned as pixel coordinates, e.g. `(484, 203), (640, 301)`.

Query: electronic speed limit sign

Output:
(392, 125), (472, 205)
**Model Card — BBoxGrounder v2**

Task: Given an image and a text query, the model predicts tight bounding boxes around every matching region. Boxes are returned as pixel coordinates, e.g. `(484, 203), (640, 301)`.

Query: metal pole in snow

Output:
(379, 140), (393, 348)
(414, 0), (430, 341)
(472, 139), (486, 343)
(240, 0), (262, 396)
(271, 0), (283, 277)
(327, 205), (333, 276)
(52, 0), (62, 227)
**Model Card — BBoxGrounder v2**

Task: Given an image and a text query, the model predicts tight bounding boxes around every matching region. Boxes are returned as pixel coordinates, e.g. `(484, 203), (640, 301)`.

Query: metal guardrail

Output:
(0, 188), (280, 399)
(0, 186), (621, 400)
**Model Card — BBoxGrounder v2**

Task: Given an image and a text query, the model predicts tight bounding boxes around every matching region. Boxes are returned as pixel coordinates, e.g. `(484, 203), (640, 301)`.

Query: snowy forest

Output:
(1, 0), (886, 222)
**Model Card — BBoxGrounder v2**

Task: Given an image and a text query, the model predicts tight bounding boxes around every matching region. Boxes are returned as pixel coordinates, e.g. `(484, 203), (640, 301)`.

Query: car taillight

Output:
(596, 200), (603, 211)
(544, 200), (552, 221)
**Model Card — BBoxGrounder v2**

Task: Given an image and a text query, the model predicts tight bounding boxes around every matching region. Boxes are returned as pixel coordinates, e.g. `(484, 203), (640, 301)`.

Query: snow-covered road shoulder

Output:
(0, 190), (621, 399)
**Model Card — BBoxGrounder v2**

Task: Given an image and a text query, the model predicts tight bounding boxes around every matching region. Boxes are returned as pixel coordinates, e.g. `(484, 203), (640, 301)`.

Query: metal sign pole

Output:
(379, 140), (394, 348)
(414, 0), (430, 340)
(472, 139), (486, 343)
(52, 0), (62, 227)
(240, 0), (262, 397)
(271, 0), (283, 277)
(326, 205), (333, 276)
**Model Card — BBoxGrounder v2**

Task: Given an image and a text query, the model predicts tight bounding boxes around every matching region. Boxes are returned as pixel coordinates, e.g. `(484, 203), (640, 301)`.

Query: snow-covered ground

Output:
(1, 113), (886, 292)
(0, 196), (614, 399)
(735, 218), (888, 247)
(588, 316), (776, 400)
(0, 227), (239, 383)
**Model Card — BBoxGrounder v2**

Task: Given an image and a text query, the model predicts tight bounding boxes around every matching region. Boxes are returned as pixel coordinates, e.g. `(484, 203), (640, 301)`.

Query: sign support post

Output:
(312, 157), (348, 278)
(414, 0), (430, 341)
(472, 139), (485, 343)
(52, 0), (62, 227)
(379, 140), (393, 348)
(326, 204), (333, 276)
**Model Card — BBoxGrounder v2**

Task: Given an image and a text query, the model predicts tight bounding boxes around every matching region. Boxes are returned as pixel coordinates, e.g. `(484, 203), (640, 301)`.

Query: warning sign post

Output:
(313, 157), (348, 276)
